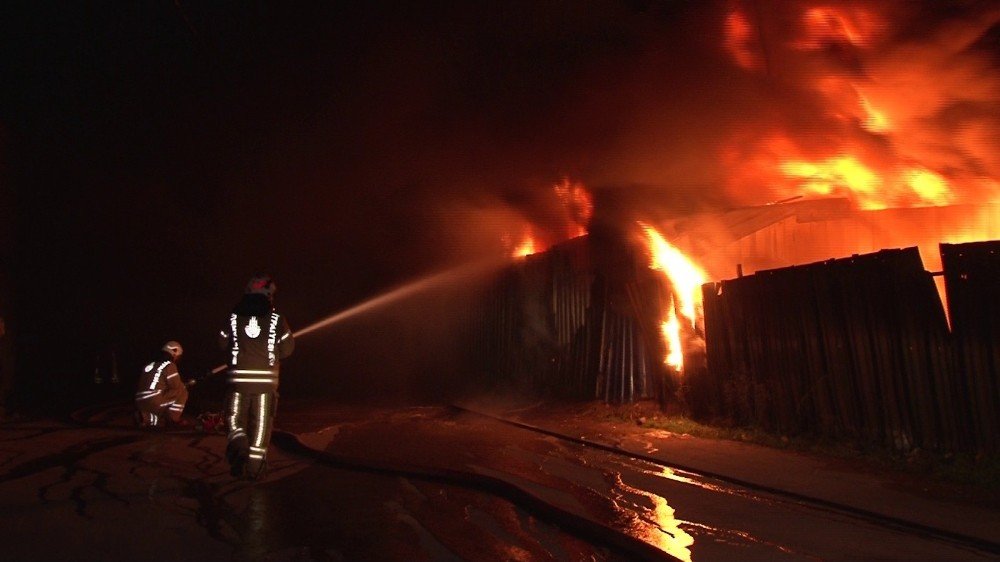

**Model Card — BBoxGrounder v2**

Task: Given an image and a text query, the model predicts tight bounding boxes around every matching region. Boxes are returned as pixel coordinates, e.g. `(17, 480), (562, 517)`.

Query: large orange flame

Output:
(640, 223), (708, 372)
(721, 4), (1000, 214)
(640, 223), (707, 326)
(779, 155), (956, 210)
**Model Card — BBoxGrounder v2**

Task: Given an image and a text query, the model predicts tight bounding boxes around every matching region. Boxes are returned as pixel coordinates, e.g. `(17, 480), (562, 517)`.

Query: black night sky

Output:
(0, 1), (706, 409)
(1, 1), (997, 410)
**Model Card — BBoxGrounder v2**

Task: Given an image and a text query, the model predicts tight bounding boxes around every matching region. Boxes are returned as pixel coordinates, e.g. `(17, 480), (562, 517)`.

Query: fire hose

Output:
(182, 363), (227, 387)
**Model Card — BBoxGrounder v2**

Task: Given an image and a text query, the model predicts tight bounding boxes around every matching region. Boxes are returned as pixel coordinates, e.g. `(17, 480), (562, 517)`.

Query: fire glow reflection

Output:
(611, 473), (694, 562)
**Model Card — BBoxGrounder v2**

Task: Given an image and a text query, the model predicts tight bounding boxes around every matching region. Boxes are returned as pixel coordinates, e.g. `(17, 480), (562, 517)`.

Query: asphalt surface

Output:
(0, 396), (996, 561)
(456, 396), (1000, 551)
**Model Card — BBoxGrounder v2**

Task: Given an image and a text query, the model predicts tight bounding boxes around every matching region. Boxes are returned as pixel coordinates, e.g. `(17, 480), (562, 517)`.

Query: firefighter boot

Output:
(226, 437), (249, 478)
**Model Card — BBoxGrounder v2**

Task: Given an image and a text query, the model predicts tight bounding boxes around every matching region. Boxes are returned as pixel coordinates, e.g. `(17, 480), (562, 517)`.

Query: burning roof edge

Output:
(666, 197), (855, 242)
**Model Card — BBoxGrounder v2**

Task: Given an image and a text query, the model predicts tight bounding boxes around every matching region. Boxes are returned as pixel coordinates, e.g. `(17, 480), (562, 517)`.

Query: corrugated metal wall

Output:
(471, 217), (999, 454)
(941, 242), (1000, 453)
(473, 235), (672, 404)
(701, 243), (999, 454)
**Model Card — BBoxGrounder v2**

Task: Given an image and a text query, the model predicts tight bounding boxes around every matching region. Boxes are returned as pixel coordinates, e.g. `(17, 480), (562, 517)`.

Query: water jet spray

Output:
(206, 257), (506, 375)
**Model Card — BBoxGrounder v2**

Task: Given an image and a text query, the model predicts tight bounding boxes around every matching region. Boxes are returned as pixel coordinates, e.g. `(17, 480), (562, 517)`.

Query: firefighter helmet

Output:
(162, 340), (183, 360)
(245, 273), (276, 297)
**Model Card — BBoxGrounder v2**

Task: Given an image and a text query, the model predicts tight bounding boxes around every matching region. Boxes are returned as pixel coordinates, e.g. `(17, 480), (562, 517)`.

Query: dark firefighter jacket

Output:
(218, 294), (295, 393)
(135, 358), (186, 407)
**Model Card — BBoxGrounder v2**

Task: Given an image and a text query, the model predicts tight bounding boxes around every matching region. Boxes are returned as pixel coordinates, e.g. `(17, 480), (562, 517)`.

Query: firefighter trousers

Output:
(135, 386), (188, 427)
(225, 390), (277, 479)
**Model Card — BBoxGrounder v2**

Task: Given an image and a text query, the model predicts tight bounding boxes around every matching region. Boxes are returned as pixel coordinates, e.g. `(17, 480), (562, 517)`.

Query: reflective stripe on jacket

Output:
(135, 359), (186, 405)
(219, 310), (294, 392)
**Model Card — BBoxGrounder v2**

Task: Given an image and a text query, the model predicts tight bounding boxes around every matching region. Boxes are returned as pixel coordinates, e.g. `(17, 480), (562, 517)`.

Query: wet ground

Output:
(0, 397), (997, 561)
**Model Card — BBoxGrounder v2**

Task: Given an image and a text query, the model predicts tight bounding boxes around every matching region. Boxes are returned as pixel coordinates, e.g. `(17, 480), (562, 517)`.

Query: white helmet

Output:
(162, 341), (183, 360)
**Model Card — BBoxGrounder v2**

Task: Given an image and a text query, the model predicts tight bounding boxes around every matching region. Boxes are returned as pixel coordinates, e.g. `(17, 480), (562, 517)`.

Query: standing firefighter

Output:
(219, 273), (295, 480)
(135, 341), (191, 428)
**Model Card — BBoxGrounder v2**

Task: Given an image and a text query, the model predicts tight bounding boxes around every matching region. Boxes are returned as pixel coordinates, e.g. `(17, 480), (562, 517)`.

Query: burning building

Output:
(471, 195), (1000, 455)
(467, 3), (1000, 454)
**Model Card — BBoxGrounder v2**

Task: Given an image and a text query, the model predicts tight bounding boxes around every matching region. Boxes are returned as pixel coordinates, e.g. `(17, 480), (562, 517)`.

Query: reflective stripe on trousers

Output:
(135, 389), (187, 424)
(226, 390), (277, 462)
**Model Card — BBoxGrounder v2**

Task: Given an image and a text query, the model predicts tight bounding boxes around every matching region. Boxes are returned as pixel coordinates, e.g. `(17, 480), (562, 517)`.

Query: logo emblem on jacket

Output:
(244, 317), (262, 338)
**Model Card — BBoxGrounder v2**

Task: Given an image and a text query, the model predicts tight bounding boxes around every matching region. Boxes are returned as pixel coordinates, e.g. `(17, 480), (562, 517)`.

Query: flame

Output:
(640, 223), (708, 372)
(721, 3), (999, 216)
(795, 6), (882, 49)
(662, 309), (683, 371)
(640, 223), (707, 325)
(905, 168), (952, 205)
(781, 154), (880, 205)
(553, 177), (593, 238)
(780, 154), (957, 210)
(859, 95), (891, 133)
(503, 178), (591, 260)
(723, 9), (761, 71)
(510, 228), (537, 258)
(512, 238), (536, 258)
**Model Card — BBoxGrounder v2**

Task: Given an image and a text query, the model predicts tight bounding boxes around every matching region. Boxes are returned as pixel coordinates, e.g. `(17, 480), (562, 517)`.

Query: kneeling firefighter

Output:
(218, 273), (295, 480)
(135, 341), (191, 428)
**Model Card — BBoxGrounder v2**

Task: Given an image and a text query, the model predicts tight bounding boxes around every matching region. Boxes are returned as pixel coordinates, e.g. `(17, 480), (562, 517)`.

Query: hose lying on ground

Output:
(68, 401), (681, 562)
